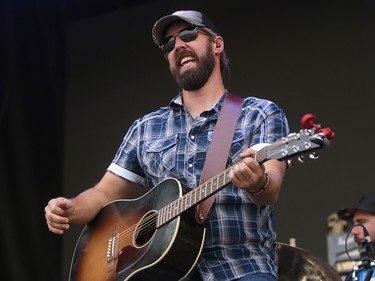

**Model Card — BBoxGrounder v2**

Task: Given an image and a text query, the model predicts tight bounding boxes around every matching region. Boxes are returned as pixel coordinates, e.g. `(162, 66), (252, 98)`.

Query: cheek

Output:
(367, 223), (375, 235)
(167, 54), (177, 69)
(169, 61), (177, 74)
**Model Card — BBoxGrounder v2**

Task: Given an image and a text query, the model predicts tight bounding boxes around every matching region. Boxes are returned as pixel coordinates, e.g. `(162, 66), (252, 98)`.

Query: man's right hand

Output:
(44, 197), (74, 234)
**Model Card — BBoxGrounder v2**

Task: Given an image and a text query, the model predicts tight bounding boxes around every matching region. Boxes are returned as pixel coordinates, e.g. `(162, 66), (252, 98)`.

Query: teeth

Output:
(180, 56), (194, 65)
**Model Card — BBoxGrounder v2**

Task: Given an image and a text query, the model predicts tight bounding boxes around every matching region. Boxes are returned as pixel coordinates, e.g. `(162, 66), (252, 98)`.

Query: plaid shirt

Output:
(108, 92), (289, 280)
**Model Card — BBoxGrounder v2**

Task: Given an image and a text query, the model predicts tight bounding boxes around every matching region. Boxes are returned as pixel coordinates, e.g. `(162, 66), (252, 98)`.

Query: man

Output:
(338, 193), (375, 280)
(338, 193), (375, 253)
(45, 10), (289, 281)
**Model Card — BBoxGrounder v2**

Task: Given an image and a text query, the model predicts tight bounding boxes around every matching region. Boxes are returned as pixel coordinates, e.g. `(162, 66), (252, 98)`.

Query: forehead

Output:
(353, 210), (375, 221)
(164, 21), (191, 37)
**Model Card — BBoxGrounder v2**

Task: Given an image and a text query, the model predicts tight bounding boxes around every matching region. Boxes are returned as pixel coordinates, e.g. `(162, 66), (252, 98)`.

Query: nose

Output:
(173, 36), (187, 50)
(351, 225), (364, 242)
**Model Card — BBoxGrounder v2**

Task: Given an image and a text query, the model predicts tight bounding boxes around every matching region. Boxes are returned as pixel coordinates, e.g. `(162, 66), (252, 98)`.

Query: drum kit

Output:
(277, 242), (375, 281)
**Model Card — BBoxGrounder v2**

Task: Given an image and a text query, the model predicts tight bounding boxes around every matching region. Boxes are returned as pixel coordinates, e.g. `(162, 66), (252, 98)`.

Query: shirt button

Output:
(188, 164), (193, 168)
(191, 135), (195, 140)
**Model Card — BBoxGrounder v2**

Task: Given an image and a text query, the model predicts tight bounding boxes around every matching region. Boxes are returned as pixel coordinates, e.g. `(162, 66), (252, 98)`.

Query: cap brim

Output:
(152, 15), (205, 46)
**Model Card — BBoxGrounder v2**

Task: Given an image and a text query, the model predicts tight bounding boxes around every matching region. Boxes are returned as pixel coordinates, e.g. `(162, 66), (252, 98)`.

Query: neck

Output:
(182, 69), (225, 118)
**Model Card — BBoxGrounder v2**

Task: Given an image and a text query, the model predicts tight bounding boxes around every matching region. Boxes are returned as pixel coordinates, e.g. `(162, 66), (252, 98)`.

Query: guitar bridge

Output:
(107, 227), (119, 272)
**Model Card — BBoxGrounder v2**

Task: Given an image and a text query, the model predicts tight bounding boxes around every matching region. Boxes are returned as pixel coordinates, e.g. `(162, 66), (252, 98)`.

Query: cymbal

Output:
(277, 242), (342, 281)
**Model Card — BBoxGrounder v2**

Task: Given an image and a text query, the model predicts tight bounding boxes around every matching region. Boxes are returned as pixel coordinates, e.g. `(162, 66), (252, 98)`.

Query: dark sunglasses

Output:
(160, 26), (206, 54)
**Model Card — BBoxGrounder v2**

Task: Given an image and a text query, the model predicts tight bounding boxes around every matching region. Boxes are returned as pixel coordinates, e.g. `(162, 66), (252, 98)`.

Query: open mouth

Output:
(180, 56), (195, 66)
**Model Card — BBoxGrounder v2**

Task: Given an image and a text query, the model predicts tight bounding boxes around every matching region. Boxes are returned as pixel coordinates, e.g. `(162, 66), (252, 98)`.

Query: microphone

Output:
(363, 225), (371, 239)
(362, 226), (375, 258)
(358, 224), (375, 267)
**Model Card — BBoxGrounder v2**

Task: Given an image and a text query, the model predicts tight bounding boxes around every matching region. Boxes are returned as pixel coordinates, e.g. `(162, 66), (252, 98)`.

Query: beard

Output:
(170, 44), (215, 91)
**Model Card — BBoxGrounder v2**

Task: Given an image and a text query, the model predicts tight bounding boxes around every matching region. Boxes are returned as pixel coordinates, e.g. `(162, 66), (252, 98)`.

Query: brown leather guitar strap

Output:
(195, 92), (244, 224)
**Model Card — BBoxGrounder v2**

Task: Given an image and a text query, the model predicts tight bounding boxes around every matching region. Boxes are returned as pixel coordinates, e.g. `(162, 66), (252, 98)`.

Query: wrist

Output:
(246, 172), (270, 196)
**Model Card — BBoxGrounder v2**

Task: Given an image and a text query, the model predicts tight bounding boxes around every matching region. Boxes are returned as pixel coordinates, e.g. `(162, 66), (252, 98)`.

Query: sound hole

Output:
(134, 210), (157, 247)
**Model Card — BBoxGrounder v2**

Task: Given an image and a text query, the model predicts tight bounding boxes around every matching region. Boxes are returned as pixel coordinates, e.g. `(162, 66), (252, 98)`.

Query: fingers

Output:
(239, 148), (256, 158)
(45, 197), (72, 235)
(229, 157), (265, 190)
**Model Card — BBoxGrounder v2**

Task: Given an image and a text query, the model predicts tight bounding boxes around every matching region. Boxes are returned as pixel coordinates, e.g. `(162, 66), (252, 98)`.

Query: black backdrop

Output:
(1, 1), (65, 280)
(2, 0), (375, 280)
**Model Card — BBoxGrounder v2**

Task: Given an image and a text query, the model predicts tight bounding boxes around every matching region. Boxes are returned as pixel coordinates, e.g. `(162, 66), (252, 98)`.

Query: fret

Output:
(189, 191), (192, 208)
(175, 198), (180, 215)
(194, 187), (199, 205)
(180, 197), (184, 214)
(185, 192), (191, 209)
(167, 201), (173, 220)
(192, 188), (196, 203)
(157, 208), (163, 227)
(173, 200), (179, 217)
(165, 204), (169, 222)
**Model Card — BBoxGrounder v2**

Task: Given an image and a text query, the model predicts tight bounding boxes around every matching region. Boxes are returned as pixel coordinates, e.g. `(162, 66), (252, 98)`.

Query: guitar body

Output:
(69, 178), (206, 281)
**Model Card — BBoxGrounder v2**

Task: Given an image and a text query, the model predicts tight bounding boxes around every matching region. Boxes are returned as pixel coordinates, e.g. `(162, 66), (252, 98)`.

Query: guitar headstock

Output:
(263, 114), (335, 166)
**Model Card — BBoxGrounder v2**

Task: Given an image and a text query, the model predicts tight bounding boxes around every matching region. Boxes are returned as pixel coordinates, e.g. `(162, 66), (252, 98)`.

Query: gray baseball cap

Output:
(152, 10), (220, 47)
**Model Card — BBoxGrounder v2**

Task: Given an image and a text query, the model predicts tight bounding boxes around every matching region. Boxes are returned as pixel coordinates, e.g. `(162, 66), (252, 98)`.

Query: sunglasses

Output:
(160, 26), (209, 54)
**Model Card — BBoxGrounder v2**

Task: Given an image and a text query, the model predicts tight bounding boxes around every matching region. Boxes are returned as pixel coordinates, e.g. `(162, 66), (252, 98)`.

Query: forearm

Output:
(68, 187), (110, 224)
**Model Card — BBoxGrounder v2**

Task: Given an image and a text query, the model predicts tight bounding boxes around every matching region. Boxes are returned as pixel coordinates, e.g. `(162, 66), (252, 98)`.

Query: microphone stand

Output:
(357, 235), (375, 281)
(359, 237), (372, 268)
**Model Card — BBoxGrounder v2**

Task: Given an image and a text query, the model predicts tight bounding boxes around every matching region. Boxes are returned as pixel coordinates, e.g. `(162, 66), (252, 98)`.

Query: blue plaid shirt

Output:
(108, 92), (289, 280)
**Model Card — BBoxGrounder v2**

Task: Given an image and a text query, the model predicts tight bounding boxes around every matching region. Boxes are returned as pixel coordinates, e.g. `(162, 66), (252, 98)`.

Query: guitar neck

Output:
(156, 145), (270, 227)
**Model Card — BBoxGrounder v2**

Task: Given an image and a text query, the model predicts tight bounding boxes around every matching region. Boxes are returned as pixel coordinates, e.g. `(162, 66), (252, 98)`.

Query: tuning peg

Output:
(301, 113), (316, 129)
(298, 155), (306, 163)
(309, 152), (319, 160)
(287, 159), (294, 168)
(321, 128), (335, 140)
(300, 113), (335, 140)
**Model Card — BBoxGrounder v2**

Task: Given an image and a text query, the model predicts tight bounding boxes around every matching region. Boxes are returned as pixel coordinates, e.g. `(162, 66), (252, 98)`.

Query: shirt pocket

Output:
(144, 135), (178, 178)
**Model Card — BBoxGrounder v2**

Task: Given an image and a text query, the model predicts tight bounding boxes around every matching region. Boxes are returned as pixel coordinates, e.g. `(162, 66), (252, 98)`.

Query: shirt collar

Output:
(169, 93), (183, 110)
(169, 90), (228, 114)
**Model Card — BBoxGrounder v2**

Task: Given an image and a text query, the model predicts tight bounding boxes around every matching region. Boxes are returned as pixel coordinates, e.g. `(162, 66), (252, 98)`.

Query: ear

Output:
(214, 36), (224, 54)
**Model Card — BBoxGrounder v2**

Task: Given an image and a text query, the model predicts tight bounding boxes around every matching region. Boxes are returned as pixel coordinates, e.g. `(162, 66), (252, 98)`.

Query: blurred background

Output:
(1, 0), (374, 280)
